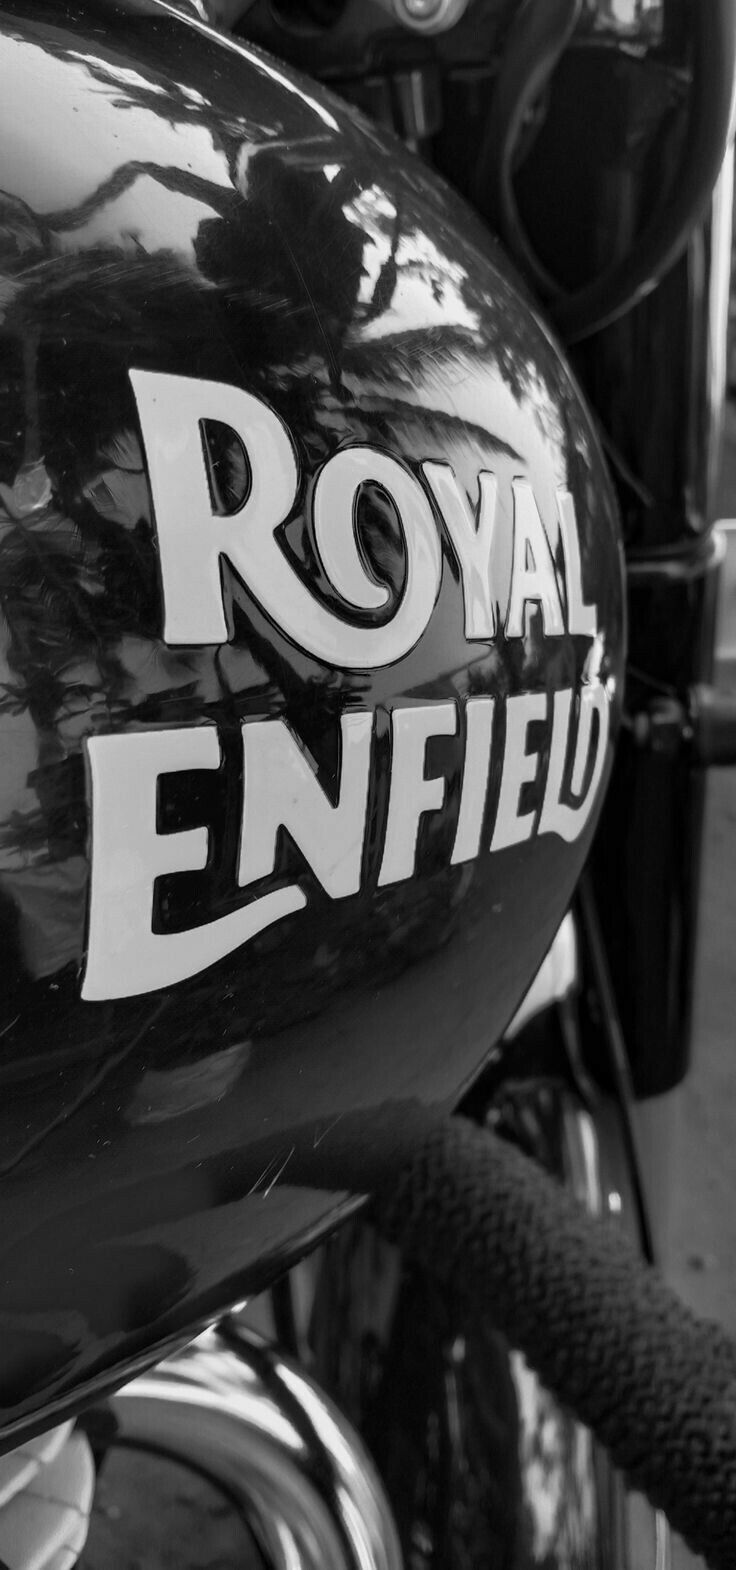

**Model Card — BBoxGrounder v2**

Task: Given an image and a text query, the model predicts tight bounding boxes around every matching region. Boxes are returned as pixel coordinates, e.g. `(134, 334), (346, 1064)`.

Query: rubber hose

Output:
(370, 1116), (736, 1570)
(473, 0), (582, 299)
(480, 0), (736, 344)
(555, 0), (736, 342)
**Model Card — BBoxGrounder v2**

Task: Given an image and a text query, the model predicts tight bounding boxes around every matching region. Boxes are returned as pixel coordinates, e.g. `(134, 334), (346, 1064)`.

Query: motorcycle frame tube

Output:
(507, 7), (735, 1092)
(110, 1324), (403, 1570)
(0, 2), (624, 1443)
(580, 154), (734, 1094)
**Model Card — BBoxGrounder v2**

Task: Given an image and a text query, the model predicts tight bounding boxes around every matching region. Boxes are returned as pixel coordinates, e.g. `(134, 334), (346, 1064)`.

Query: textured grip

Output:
(370, 1116), (736, 1570)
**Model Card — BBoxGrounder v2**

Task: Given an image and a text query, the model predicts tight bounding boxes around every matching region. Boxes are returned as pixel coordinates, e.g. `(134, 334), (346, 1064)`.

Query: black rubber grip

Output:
(370, 1116), (736, 1570)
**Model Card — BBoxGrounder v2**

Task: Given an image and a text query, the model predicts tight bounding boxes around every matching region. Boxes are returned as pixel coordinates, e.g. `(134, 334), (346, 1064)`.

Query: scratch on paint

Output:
(248, 1146), (295, 1198)
(313, 1113), (344, 1149)
(262, 1146), (295, 1198)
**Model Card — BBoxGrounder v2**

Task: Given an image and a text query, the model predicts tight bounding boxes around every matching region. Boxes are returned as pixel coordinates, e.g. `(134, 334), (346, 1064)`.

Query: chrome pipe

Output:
(111, 1322), (403, 1570)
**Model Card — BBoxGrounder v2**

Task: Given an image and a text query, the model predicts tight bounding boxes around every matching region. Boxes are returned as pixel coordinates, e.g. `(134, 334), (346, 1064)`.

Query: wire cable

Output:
(477, 0), (736, 344)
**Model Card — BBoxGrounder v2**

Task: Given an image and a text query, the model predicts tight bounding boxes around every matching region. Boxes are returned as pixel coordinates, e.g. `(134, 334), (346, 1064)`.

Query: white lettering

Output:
(539, 683), (610, 842)
(422, 462), (499, 641)
(239, 710), (373, 899)
(491, 692), (547, 852)
(82, 728), (304, 1001)
(451, 697), (494, 864)
(505, 480), (565, 639)
(379, 702), (457, 885)
(558, 490), (598, 637)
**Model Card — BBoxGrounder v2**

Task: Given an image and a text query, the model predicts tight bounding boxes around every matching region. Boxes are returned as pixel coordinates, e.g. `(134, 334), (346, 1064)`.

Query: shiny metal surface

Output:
(702, 145), (735, 524)
(373, 0), (471, 34)
(112, 1323), (403, 1570)
(579, 0), (664, 45)
(504, 909), (577, 1038)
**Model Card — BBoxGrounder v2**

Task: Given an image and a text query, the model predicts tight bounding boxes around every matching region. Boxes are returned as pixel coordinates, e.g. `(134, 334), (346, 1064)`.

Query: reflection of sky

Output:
(55, 176), (220, 262)
(344, 357), (568, 549)
(362, 271), (477, 340)
(339, 178), (574, 635)
(65, 51), (205, 105)
(0, 37), (232, 213)
(512, 1352), (596, 1561)
(345, 184), (479, 339)
(243, 44), (339, 133)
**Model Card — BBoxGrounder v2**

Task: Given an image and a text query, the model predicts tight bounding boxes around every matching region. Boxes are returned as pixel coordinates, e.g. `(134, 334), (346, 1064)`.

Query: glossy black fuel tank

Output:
(0, 3), (624, 1443)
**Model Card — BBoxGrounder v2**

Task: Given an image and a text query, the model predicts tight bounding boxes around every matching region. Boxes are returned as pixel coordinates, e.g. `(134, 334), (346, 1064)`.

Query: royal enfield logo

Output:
(81, 370), (612, 1001)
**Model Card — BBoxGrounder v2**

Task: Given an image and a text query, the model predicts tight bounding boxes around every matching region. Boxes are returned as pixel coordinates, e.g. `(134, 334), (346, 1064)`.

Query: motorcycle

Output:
(0, 1), (734, 1566)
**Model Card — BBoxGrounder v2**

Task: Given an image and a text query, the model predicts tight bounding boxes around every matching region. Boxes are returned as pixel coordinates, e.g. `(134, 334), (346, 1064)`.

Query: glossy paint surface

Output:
(0, 4), (623, 1439)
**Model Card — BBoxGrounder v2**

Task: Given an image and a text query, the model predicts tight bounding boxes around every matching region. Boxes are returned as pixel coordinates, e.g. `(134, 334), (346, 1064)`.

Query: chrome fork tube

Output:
(111, 1321), (403, 1570)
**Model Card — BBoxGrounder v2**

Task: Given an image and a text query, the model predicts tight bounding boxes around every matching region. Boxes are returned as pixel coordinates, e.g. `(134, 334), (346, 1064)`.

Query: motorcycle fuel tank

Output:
(0, 2), (624, 1442)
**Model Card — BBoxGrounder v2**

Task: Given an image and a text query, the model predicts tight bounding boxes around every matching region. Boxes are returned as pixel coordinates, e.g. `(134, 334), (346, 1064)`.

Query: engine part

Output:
(110, 1324), (402, 1570)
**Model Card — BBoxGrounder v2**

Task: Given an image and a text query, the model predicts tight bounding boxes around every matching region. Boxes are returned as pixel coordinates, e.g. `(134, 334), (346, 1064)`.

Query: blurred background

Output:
(663, 172), (736, 1570)
(666, 206), (736, 1340)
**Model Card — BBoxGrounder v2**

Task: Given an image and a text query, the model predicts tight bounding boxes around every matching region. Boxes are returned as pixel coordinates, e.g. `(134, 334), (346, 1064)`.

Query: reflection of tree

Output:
(0, 14), (606, 1001)
(9, 19), (574, 410)
(43, 159), (234, 233)
(194, 152), (368, 392)
(15, 18), (273, 155)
